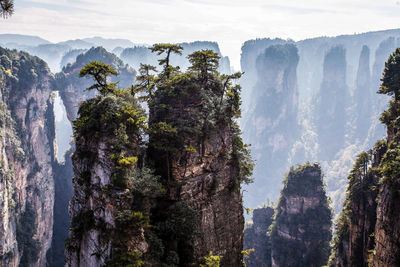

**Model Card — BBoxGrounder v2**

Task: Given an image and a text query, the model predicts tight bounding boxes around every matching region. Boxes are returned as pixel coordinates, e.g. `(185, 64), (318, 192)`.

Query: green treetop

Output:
(150, 44), (183, 71)
(79, 61), (119, 96)
(187, 50), (220, 83)
(134, 63), (158, 101)
(378, 48), (400, 100)
(0, 0), (14, 18)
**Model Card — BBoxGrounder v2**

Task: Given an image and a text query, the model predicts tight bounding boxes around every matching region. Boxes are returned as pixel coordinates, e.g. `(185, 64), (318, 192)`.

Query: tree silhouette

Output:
(0, 0), (14, 18)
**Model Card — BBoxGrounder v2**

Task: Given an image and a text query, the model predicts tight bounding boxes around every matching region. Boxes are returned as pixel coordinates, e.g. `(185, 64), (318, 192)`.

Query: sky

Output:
(1, 0), (400, 69)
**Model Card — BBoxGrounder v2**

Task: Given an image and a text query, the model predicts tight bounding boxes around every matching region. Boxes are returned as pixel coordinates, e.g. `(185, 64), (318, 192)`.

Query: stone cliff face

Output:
(0, 48), (55, 266)
(243, 43), (299, 203)
(243, 207), (274, 267)
(315, 46), (348, 160)
(270, 163), (332, 267)
(149, 81), (244, 266)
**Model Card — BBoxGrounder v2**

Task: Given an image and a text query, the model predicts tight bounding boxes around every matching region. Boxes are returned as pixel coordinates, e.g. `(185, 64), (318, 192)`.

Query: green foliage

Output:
(115, 210), (149, 229)
(241, 248), (255, 267)
(134, 63), (158, 102)
(380, 141), (400, 182)
(200, 251), (223, 267)
(127, 167), (165, 197)
(16, 205), (40, 267)
(232, 125), (254, 189)
(150, 44), (183, 69)
(378, 48), (400, 100)
(106, 250), (144, 267)
(187, 50), (220, 82)
(73, 93), (146, 148)
(79, 61), (119, 95)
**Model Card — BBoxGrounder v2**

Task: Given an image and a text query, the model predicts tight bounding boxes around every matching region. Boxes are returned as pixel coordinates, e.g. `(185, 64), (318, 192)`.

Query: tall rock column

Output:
(315, 46), (349, 160)
(271, 163), (332, 267)
(243, 43), (299, 204)
(66, 93), (151, 267)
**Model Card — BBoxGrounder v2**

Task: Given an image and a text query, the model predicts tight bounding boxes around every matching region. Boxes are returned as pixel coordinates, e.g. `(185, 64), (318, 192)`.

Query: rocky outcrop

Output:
(243, 43), (299, 203)
(271, 163), (332, 267)
(315, 46), (348, 160)
(0, 47), (55, 266)
(244, 207), (274, 267)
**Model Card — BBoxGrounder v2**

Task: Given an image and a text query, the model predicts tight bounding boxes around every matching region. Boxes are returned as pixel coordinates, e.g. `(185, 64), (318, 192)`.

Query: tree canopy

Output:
(187, 50), (220, 82)
(150, 44), (183, 77)
(378, 48), (400, 100)
(79, 61), (119, 95)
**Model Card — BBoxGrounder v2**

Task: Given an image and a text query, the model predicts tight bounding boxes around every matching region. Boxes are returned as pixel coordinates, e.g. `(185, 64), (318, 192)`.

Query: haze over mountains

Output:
(2, 26), (400, 266)
(2, 29), (400, 215)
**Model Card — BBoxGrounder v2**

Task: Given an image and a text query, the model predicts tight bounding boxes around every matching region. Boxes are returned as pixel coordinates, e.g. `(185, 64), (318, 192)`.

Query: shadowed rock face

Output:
(148, 84), (244, 266)
(271, 163), (332, 267)
(244, 207), (274, 267)
(243, 43), (300, 203)
(0, 48), (55, 267)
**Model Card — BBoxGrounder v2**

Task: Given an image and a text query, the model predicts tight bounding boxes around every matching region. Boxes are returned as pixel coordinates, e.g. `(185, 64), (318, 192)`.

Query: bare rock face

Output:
(270, 163), (332, 267)
(244, 207), (274, 267)
(0, 48), (55, 266)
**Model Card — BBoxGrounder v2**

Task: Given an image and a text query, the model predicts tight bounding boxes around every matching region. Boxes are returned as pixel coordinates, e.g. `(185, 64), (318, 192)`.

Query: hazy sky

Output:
(1, 0), (400, 69)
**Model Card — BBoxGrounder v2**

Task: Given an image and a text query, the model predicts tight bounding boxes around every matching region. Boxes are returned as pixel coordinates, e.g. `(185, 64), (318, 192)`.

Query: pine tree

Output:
(378, 48), (400, 100)
(187, 50), (220, 84)
(79, 61), (119, 96)
(0, 0), (13, 18)
(150, 44), (183, 77)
